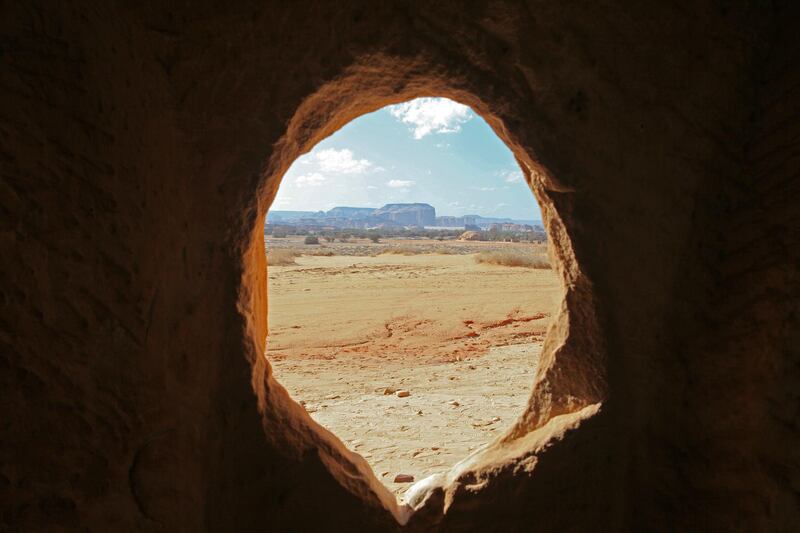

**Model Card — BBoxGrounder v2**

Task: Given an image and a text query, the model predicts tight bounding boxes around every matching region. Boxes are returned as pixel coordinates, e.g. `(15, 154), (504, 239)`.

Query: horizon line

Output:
(267, 203), (541, 221)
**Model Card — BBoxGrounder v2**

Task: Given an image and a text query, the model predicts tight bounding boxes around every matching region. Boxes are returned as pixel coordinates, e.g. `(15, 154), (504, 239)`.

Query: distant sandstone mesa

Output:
(267, 202), (542, 231)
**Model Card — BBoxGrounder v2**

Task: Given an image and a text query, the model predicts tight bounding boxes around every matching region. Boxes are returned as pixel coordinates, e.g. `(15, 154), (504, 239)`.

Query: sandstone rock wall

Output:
(2, 1), (798, 531)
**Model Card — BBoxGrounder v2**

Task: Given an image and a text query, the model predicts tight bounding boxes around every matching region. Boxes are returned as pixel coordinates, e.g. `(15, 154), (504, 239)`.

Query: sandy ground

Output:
(267, 241), (560, 497)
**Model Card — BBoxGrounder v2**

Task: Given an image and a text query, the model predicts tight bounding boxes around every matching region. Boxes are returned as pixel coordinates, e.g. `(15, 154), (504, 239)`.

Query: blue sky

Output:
(271, 98), (541, 221)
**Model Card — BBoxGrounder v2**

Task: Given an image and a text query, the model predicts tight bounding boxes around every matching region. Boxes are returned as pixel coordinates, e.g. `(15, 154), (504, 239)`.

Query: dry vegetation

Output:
(475, 250), (551, 269)
(303, 248), (335, 256)
(264, 237), (550, 264)
(379, 245), (457, 256)
(268, 247), (337, 265)
(379, 245), (426, 255)
(266, 248), (298, 266)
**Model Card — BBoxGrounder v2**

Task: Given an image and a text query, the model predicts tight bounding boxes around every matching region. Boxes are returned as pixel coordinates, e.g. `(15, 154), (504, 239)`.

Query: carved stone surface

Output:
(1, 1), (798, 531)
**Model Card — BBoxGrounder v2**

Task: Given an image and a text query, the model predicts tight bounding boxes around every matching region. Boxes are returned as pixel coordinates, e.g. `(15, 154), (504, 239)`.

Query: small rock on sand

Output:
(396, 390), (410, 398)
(394, 474), (415, 483)
(448, 400), (460, 407)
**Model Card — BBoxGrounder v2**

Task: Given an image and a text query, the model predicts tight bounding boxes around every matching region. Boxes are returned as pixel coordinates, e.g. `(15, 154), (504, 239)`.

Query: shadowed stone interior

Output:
(2, 1), (798, 531)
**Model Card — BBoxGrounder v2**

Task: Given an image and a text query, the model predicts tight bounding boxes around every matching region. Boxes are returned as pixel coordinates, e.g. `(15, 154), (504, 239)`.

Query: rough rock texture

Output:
(2, 1), (798, 531)
(371, 203), (437, 227)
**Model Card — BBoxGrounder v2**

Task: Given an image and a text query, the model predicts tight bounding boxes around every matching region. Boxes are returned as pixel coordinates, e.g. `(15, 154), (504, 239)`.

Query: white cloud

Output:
(366, 185), (378, 190)
(470, 186), (497, 192)
(315, 148), (373, 174)
(501, 169), (524, 183)
(294, 173), (326, 187)
(387, 179), (415, 188)
(388, 97), (473, 139)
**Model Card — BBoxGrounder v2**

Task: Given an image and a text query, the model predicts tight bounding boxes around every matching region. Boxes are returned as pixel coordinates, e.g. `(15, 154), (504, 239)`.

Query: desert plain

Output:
(266, 236), (560, 497)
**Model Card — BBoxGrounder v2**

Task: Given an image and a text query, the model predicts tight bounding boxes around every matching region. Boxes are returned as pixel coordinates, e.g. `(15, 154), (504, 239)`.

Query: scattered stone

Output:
(416, 410), (423, 415)
(382, 387), (397, 395)
(394, 474), (415, 483)
(448, 400), (460, 407)
(431, 446), (440, 451)
(396, 390), (410, 398)
(468, 365), (477, 370)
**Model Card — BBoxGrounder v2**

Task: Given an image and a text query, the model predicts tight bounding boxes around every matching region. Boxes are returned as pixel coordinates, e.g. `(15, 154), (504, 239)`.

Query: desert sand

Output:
(266, 239), (560, 497)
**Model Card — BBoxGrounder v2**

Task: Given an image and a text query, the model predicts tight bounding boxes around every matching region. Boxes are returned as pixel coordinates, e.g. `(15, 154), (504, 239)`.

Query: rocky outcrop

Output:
(371, 203), (436, 227)
(326, 207), (376, 219)
(2, 1), (798, 532)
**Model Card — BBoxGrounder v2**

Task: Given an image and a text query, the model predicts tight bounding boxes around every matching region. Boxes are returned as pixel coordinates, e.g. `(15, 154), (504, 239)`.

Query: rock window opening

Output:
(264, 97), (561, 500)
